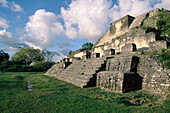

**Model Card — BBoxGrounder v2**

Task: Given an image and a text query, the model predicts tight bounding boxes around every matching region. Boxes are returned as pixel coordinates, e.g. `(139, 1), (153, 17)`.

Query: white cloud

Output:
(61, 0), (170, 42)
(154, 0), (170, 10)
(61, 0), (112, 42)
(109, 0), (153, 20)
(58, 48), (71, 56)
(21, 9), (64, 49)
(0, 29), (19, 47)
(109, 0), (170, 21)
(9, 1), (23, 12)
(0, 0), (23, 12)
(0, 17), (8, 29)
(57, 39), (71, 48)
(0, 0), (8, 7)
(53, 53), (66, 62)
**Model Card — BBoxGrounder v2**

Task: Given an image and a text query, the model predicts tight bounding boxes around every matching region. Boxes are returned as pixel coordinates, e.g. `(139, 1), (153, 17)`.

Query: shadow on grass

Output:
(0, 81), (26, 90)
(119, 100), (137, 106)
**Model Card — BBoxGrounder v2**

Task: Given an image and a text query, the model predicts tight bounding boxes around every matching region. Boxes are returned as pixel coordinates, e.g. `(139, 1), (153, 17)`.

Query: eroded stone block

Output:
(121, 43), (136, 53)
(149, 40), (167, 50)
(104, 49), (115, 56)
(97, 71), (142, 93)
(92, 53), (100, 58)
(106, 56), (139, 72)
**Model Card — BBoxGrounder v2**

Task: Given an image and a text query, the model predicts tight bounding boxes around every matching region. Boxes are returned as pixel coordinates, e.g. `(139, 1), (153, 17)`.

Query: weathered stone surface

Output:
(149, 40), (167, 50)
(137, 54), (170, 94)
(106, 55), (139, 72)
(46, 57), (107, 88)
(97, 71), (142, 93)
(110, 15), (135, 36)
(103, 49), (115, 56)
(92, 53), (100, 58)
(129, 13), (148, 29)
(67, 48), (91, 59)
(122, 43), (136, 54)
(45, 61), (71, 77)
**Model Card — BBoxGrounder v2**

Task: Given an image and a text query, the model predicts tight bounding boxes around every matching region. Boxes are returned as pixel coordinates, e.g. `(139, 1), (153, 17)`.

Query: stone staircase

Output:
(55, 57), (107, 88)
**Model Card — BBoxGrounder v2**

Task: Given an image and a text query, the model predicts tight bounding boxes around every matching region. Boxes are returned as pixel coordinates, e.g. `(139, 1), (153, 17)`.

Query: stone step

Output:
(49, 56), (107, 88)
(60, 73), (92, 80)
(61, 71), (96, 77)
(66, 67), (101, 71)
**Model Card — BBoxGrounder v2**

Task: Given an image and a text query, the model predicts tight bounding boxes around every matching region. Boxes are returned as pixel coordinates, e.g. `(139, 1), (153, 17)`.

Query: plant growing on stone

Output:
(82, 42), (93, 49)
(157, 19), (166, 30)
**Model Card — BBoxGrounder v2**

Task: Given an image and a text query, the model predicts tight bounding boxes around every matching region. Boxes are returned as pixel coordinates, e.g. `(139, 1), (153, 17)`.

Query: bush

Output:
(33, 61), (55, 72)
(0, 64), (36, 72)
(0, 60), (37, 72)
(164, 60), (170, 69)
(149, 49), (170, 69)
(156, 20), (166, 30)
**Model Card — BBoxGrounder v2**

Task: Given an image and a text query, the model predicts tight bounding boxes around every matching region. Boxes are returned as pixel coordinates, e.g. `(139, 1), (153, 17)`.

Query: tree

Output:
(82, 42), (93, 49)
(0, 50), (9, 63)
(41, 49), (57, 61)
(33, 61), (55, 72)
(11, 47), (44, 65)
(69, 50), (73, 55)
(14, 43), (29, 49)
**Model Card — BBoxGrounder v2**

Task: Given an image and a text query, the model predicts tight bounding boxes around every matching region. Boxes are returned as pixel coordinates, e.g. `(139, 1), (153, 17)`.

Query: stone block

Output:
(149, 40), (167, 50)
(97, 71), (142, 93)
(82, 55), (91, 60)
(121, 43), (136, 53)
(106, 56), (139, 72)
(104, 49), (115, 56)
(92, 53), (100, 58)
(129, 13), (148, 29)
(110, 15), (135, 36)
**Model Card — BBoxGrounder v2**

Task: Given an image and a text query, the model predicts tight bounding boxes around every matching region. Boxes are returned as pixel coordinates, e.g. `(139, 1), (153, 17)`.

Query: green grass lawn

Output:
(0, 72), (169, 113)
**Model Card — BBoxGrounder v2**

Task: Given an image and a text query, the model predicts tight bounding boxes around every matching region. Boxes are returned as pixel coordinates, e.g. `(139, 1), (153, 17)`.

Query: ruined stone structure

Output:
(46, 8), (170, 94)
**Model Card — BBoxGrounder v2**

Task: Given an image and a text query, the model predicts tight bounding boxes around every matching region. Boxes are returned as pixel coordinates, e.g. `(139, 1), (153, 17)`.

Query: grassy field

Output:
(0, 72), (169, 113)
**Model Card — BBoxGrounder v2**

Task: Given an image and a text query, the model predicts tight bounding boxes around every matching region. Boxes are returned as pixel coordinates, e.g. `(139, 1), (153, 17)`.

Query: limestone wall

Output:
(93, 28), (156, 55)
(94, 15), (134, 47)
(110, 15), (134, 36)
(73, 51), (84, 59)
(97, 72), (142, 93)
(137, 54), (170, 94)
(67, 48), (90, 59)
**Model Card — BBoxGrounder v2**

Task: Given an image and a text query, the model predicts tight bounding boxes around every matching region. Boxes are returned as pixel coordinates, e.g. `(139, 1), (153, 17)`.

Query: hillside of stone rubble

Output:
(45, 8), (170, 95)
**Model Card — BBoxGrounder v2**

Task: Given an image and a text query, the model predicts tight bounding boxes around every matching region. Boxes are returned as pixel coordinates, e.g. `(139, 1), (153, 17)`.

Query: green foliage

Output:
(149, 49), (170, 69)
(0, 64), (35, 72)
(159, 50), (170, 69)
(156, 11), (170, 36)
(82, 42), (93, 49)
(135, 26), (139, 29)
(33, 61), (55, 72)
(164, 60), (170, 69)
(156, 20), (166, 30)
(11, 47), (44, 65)
(141, 26), (149, 30)
(0, 50), (9, 63)
(116, 36), (121, 39)
(69, 50), (73, 55)
(41, 49), (57, 61)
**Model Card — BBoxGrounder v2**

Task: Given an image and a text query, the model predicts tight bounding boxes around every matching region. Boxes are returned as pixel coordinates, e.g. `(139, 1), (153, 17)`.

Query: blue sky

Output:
(0, 0), (169, 61)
